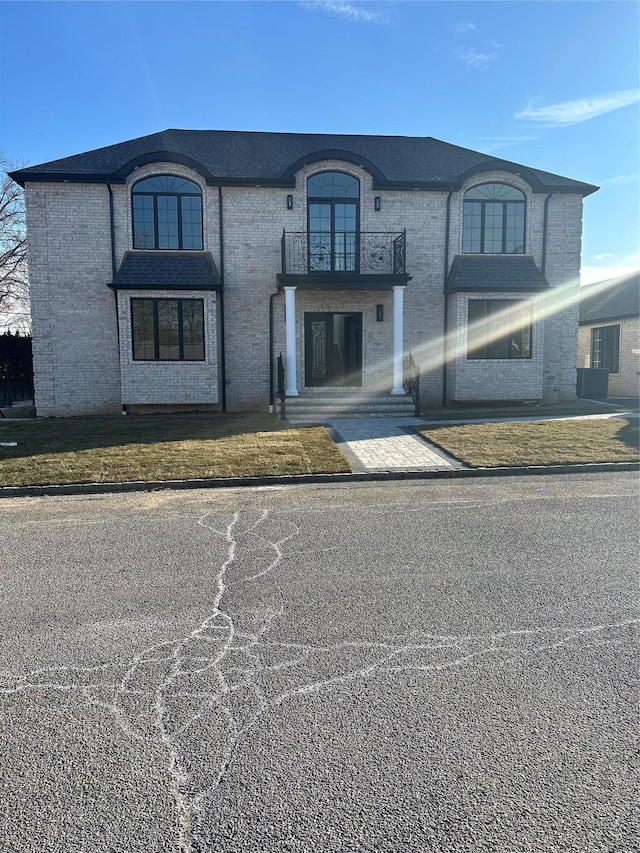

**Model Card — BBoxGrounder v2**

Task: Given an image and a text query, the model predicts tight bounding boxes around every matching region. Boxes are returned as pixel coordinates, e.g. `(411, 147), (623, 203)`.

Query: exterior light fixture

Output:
(376, 304), (384, 321)
(287, 194), (293, 209)
(374, 196), (381, 211)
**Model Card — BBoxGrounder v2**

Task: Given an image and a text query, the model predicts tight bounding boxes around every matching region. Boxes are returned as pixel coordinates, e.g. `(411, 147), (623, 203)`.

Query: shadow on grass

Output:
(0, 413), (308, 460)
(615, 417), (640, 453)
(421, 399), (638, 421)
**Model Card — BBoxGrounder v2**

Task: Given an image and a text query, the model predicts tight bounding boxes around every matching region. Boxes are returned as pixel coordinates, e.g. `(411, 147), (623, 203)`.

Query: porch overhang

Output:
(277, 273), (411, 290)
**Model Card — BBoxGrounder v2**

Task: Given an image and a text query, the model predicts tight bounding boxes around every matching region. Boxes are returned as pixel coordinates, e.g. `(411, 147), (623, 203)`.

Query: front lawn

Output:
(0, 413), (351, 487)
(416, 416), (639, 468)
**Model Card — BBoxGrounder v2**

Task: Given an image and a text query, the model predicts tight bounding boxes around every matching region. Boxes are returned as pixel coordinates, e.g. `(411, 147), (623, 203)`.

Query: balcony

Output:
(278, 231), (410, 289)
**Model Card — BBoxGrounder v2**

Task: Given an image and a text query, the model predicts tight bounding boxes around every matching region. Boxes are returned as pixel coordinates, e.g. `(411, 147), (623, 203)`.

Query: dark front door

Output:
(304, 312), (362, 387)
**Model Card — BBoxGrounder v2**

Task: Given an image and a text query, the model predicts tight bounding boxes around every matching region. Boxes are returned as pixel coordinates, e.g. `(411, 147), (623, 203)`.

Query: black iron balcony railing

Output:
(281, 230), (407, 276)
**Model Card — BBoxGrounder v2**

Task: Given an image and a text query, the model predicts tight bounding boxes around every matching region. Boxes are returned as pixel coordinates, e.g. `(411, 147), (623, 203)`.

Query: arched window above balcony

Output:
(308, 172), (360, 271)
(132, 175), (203, 250)
(463, 183), (525, 254)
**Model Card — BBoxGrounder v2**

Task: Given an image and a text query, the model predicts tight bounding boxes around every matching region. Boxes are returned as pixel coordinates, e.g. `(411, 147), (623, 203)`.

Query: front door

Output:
(304, 312), (362, 387)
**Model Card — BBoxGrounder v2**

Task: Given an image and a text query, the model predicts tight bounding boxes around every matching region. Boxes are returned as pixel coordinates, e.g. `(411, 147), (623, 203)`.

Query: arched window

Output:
(132, 175), (203, 250)
(463, 183), (525, 254)
(308, 172), (360, 271)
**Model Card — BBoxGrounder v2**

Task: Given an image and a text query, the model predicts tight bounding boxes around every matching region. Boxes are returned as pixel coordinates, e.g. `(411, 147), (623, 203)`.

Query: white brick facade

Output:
(19, 133), (593, 416)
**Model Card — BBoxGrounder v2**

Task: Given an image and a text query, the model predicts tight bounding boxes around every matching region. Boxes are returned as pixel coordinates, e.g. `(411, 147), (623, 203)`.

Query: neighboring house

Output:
(9, 130), (597, 417)
(578, 271), (640, 397)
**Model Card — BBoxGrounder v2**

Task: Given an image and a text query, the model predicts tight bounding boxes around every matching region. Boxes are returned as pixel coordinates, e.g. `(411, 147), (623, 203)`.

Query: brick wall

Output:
(23, 157), (587, 415)
(117, 290), (219, 405)
(446, 292), (545, 401)
(25, 182), (121, 416)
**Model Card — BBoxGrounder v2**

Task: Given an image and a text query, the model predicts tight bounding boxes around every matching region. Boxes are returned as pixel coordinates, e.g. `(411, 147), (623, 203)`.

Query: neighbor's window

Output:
(132, 176), (203, 250)
(131, 298), (205, 361)
(467, 299), (532, 359)
(591, 324), (620, 373)
(463, 183), (525, 254)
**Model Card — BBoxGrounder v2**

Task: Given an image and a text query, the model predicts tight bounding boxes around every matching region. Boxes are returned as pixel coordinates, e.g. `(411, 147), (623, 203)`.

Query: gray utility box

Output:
(576, 368), (609, 400)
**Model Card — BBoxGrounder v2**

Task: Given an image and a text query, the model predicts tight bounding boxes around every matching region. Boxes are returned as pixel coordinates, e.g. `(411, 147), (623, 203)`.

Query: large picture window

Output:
(463, 183), (525, 254)
(467, 299), (532, 360)
(131, 298), (205, 361)
(132, 176), (203, 250)
(591, 324), (620, 373)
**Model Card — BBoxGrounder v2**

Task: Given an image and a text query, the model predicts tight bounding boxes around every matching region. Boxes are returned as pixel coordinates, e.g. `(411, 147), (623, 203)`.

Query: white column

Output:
(391, 285), (405, 394)
(284, 286), (298, 396)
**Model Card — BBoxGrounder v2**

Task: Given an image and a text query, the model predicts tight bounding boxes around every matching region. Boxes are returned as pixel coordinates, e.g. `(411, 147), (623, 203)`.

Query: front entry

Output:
(304, 312), (362, 387)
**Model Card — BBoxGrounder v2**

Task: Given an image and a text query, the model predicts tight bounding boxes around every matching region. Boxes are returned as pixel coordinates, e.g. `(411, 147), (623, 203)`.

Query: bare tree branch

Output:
(0, 156), (30, 332)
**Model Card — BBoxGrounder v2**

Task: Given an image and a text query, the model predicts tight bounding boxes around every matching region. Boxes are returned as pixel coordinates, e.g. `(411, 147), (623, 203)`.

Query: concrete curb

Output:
(1, 461), (637, 499)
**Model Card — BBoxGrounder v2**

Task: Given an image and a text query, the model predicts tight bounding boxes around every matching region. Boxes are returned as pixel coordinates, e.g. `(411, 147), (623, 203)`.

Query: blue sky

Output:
(1, 0), (638, 284)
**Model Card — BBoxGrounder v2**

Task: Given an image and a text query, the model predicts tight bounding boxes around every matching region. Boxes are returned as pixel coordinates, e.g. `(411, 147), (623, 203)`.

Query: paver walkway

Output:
(325, 417), (464, 473)
(321, 408), (639, 474)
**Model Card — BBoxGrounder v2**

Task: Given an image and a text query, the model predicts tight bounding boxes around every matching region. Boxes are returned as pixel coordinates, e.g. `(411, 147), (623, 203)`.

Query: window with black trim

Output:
(590, 324), (620, 373)
(131, 298), (205, 361)
(307, 172), (359, 272)
(467, 299), (532, 359)
(132, 176), (203, 250)
(463, 183), (525, 254)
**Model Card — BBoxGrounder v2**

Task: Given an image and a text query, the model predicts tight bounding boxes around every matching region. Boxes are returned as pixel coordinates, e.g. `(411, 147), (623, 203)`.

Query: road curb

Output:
(1, 461), (637, 499)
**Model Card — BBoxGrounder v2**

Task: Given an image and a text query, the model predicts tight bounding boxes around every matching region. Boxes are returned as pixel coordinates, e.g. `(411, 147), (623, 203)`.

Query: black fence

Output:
(0, 378), (34, 405)
(0, 333), (34, 405)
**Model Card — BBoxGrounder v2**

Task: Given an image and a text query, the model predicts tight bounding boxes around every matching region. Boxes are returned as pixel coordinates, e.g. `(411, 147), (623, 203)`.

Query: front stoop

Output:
(278, 391), (417, 421)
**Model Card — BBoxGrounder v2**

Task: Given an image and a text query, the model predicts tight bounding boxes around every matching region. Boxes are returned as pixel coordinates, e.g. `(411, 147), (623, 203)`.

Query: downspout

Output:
(442, 190), (453, 407)
(218, 182), (227, 411)
(107, 183), (124, 412)
(269, 290), (277, 411)
(107, 184), (117, 282)
(541, 193), (552, 276)
(107, 184), (121, 348)
(269, 229), (288, 411)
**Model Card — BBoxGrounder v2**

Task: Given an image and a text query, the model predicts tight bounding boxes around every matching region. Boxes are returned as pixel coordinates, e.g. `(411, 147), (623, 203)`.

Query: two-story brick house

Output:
(9, 130), (597, 417)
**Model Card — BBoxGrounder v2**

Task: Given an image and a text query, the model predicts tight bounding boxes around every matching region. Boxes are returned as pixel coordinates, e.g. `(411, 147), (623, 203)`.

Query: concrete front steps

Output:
(278, 391), (417, 421)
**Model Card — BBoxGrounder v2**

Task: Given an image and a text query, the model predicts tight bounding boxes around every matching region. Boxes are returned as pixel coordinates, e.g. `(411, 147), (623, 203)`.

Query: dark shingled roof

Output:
(446, 256), (551, 294)
(9, 129), (598, 195)
(110, 251), (221, 290)
(579, 271), (640, 324)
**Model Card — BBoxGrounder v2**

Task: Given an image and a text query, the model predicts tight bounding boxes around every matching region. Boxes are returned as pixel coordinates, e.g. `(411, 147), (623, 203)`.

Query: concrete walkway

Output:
(325, 417), (465, 473)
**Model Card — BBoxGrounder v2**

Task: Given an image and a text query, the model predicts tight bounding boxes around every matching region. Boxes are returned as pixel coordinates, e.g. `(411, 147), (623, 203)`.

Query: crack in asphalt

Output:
(0, 507), (637, 852)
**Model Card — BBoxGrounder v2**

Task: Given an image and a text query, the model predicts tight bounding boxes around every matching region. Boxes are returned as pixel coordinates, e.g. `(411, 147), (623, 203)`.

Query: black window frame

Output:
(462, 183), (526, 255)
(590, 324), (620, 373)
(467, 298), (533, 360)
(132, 175), (203, 251)
(307, 171), (360, 273)
(131, 297), (205, 361)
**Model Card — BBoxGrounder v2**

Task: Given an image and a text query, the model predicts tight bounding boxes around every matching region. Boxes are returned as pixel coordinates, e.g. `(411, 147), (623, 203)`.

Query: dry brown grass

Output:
(0, 413), (351, 487)
(416, 417), (640, 467)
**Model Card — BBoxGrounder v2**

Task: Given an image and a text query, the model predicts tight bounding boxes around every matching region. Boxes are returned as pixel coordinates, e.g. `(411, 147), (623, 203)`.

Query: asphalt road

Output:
(1, 473), (638, 853)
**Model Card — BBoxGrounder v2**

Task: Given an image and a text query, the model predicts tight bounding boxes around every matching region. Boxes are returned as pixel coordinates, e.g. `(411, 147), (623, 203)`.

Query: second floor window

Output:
(463, 183), (525, 254)
(132, 176), (203, 250)
(308, 172), (360, 272)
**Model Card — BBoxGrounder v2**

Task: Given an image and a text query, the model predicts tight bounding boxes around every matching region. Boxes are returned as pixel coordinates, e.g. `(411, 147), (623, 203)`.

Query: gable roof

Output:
(579, 271), (640, 324)
(9, 129), (598, 195)
(446, 256), (550, 294)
